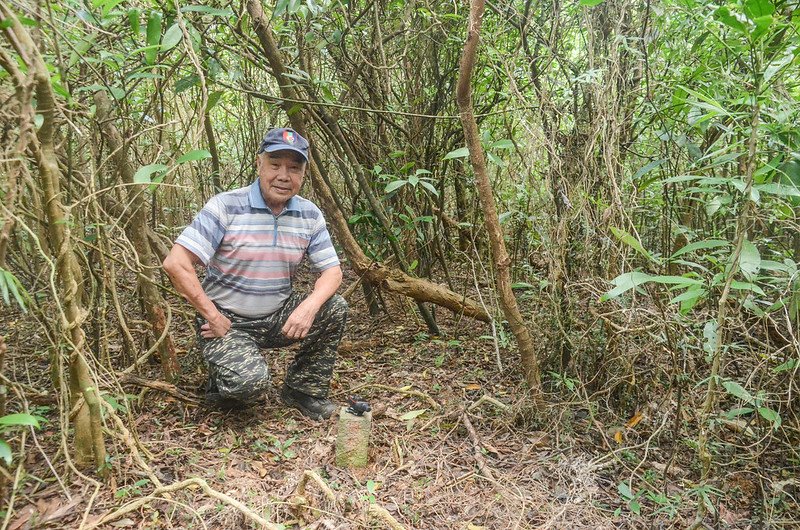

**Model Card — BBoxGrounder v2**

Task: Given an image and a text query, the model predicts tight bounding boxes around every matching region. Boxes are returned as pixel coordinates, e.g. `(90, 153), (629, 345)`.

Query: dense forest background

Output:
(0, 0), (798, 528)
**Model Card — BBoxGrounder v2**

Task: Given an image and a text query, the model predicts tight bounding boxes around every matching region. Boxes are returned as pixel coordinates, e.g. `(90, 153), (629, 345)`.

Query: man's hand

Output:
(201, 312), (231, 339)
(282, 299), (320, 340)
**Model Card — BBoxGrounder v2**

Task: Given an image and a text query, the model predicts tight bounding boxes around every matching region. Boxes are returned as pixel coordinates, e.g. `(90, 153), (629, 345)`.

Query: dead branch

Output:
(118, 374), (201, 405)
(84, 477), (282, 530)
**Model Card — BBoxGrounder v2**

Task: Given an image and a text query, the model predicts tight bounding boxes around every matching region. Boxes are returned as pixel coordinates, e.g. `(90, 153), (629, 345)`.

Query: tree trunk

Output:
(455, 0), (541, 392)
(94, 91), (180, 382)
(246, 0), (490, 324)
(0, 5), (107, 470)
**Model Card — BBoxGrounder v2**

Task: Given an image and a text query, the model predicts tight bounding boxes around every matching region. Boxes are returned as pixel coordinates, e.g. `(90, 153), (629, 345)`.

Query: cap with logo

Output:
(257, 128), (309, 162)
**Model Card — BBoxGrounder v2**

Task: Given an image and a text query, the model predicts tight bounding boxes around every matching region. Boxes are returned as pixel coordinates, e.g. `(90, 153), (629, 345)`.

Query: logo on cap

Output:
(283, 130), (296, 144)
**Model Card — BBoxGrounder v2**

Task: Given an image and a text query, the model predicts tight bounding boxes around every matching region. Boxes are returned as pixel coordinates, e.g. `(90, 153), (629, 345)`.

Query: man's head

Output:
(256, 128), (308, 212)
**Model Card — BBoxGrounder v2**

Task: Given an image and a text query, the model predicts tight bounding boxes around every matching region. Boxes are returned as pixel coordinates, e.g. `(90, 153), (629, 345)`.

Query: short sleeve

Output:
(306, 217), (340, 273)
(175, 196), (227, 265)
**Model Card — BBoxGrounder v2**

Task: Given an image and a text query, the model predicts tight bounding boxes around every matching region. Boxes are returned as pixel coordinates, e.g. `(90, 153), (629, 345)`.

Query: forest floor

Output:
(1, 271), (783, 529)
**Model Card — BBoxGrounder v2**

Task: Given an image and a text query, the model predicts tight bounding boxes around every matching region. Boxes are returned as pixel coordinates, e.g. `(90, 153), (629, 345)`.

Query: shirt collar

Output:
(248, 179), (301, 213)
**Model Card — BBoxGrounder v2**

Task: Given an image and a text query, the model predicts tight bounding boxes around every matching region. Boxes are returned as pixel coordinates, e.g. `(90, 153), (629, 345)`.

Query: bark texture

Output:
(0, 5), (107, 469)
(455, 0), (540, 391)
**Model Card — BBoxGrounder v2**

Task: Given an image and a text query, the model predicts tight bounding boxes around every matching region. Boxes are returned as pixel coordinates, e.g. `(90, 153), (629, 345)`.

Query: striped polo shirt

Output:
(176, 179), (340, 318)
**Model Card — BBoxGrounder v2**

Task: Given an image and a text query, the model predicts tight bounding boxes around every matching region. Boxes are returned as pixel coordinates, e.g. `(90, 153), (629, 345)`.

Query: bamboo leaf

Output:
(610, 227), (655, 262)
(739, 239), (761, 281)
(176, 150), (211, 164)
(722, 380), (754, 403)
(671, 239), (730, 258)
(443, 147), (469, 160)
(133, 164), (168, 184)
(144, 11), (162, 65)
(161, 23), (183, 52)
(0, 413), (40, 428)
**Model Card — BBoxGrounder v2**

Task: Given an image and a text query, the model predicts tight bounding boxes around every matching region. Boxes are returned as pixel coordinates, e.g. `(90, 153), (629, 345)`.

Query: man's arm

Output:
(162, 244), (231, 338)
(281, 265), (343, 340)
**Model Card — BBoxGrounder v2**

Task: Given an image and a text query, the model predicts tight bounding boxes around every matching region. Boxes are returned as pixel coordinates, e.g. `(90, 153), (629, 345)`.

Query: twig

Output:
(296, 470), (338, 506)
(85, 477), (282, 530)
(341, 383), (440, 409)
(119, 374), (201, 405)
(367, 504), (408, 530)
(460, 412), (499, 485)
(467, 394), (509, 412)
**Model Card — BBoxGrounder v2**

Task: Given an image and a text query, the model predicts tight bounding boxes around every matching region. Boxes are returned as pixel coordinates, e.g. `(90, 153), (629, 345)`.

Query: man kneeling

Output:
(163, 128), (347, 419)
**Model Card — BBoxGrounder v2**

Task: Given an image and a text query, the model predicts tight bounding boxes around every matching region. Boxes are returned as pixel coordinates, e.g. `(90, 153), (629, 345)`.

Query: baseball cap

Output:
(257, 128), (309, 162)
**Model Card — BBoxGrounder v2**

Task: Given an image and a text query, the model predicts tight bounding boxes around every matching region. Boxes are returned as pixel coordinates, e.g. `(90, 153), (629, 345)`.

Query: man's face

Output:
(256, 150), (306, 212)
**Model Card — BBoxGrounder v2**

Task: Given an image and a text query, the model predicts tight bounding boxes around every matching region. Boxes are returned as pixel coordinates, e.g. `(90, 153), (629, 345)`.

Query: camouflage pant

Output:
(196, 293), (348, 404)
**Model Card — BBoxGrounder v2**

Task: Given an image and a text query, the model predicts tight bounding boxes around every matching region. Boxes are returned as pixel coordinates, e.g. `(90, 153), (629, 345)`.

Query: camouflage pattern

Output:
(197, 293), (348, 405)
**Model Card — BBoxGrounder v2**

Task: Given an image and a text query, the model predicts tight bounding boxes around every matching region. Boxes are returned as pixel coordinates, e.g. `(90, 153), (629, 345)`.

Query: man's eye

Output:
(271, 164), (280, 169)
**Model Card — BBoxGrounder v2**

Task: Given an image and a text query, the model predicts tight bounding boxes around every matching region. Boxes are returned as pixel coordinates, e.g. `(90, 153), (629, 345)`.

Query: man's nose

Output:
(276, 165), (290, 180)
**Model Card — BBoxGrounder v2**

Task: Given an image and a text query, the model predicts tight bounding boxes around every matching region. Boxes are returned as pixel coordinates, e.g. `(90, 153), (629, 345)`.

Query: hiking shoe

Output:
(280, 386), (337, 420)
(203, 392), (246, 411)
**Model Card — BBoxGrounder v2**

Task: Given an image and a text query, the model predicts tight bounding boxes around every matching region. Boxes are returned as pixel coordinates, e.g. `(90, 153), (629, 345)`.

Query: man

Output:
(163, 127), (347, 420)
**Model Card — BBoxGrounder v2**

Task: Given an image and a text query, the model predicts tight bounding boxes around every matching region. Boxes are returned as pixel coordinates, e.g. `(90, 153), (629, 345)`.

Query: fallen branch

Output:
(367, 504), (407, 530)
(467, 394), (509, 413)
(85, 477), (282, 530)
(119, 374), (201, 405)
(461, 412), (499, 485)
(296, 470), (338, 506)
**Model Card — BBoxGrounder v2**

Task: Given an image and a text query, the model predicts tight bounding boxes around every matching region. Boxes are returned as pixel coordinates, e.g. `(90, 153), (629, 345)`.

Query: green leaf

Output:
(739, 239), (761, 281)
(419, 180), (439, 197)
(398, 409), (427, 421)
(669, 286), (707, 305)
(757, 406), (781, 428)
(763, 48), (795, 83)
(489, 139), (514, 149)
(618, 481), (634, 500)
(671, 239), (730, 258)
(144, 11), (162, 65)
(133, 164), (168, 184)
(729, 281), (765, 296)
(384, 180), (406, 194)
(773, 358), (797, 373)
(207, 90), (224, 110)
(486, 152), (507, 167)
(127, 8), (140, 34)
(3, 271), (27, 312)
(443, 147), (469, 160)
(722, 380), (754, 403)
(181, 6), (236, 16)
(600, 271), (652, 301)
(0, 440), (11, 466)
(161, 23), (183, 52)
(176, 150), (211, 164)
(0, 413), (40, 428)
(610, 227), (655, 262)
(631, 158), (665, 183)
(743, 0), (774, 19)
(726, 407), (754, 418)
(580, 0), (605, 5)
(714, 6), (747, 34)
(175, 75), (200, 93)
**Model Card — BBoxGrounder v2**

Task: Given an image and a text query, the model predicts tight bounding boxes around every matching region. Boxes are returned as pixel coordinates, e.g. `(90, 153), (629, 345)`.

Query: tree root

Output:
(84, 477), (282, 530)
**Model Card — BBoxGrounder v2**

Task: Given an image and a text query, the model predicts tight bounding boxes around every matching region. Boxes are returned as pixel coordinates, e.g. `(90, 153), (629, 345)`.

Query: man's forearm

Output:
(167, 266), (219, 320)
(306, 266), (343, 309)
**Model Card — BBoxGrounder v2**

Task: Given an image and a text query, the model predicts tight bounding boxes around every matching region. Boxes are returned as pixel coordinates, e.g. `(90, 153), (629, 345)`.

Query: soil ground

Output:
(0, 271), (788, 529)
